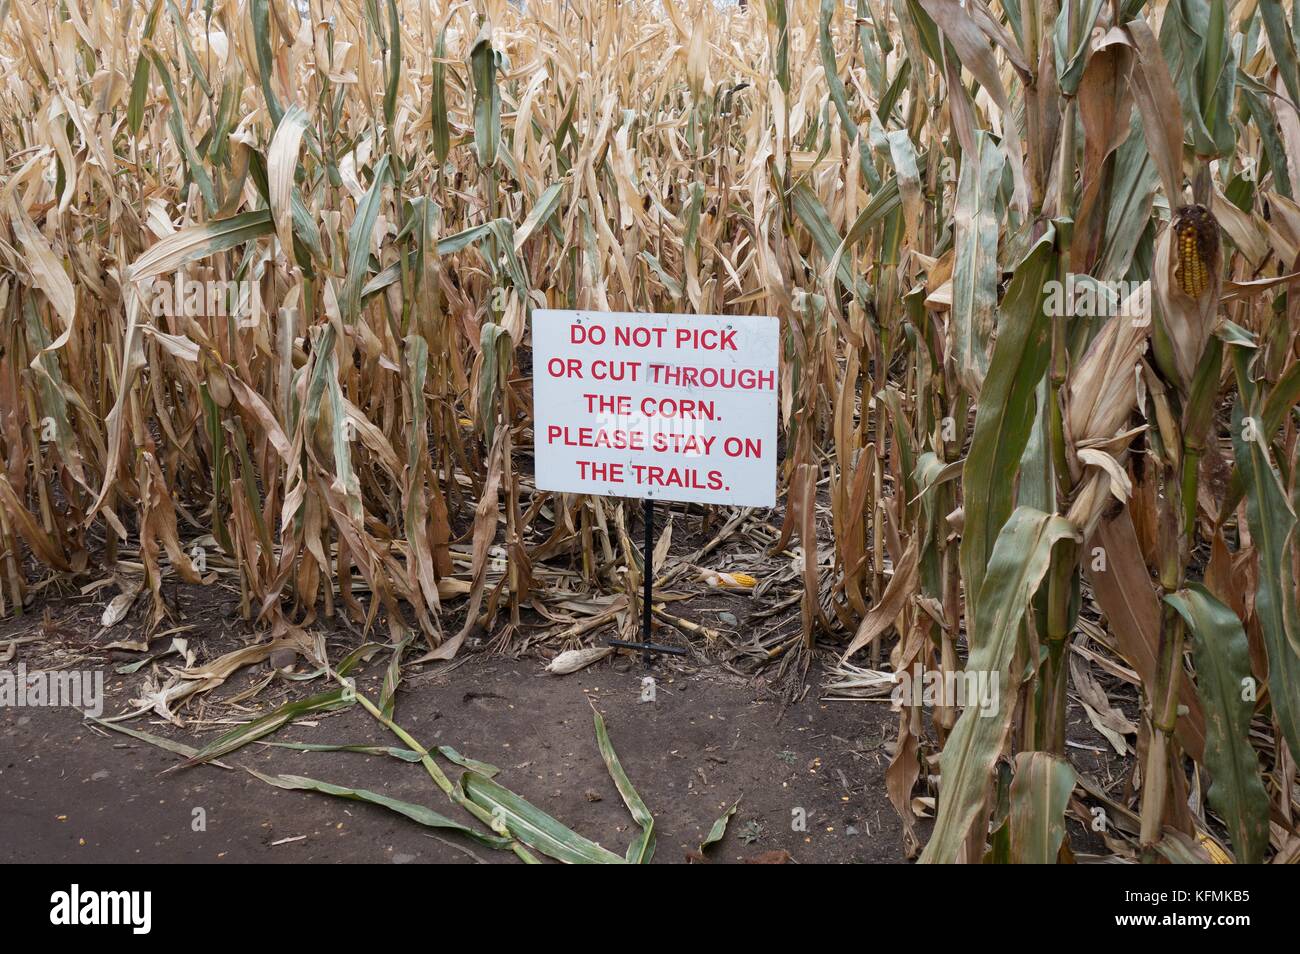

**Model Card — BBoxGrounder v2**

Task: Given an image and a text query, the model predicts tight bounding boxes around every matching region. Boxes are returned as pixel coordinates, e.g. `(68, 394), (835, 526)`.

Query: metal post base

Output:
(608, 498), (685, 664)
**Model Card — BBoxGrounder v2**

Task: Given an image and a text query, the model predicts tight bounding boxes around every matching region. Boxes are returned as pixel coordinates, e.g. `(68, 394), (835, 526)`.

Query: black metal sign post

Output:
(608, 497), (687, 664)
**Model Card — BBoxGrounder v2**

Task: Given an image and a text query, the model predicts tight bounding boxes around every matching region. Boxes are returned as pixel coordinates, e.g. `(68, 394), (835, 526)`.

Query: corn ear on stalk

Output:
(1173, 204), (1220, 299)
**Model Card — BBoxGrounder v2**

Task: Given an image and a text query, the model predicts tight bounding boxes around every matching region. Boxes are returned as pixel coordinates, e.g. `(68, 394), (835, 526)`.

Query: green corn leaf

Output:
(178, 688), (355, 769)
(165, 0), (212, 97)
(1166, 585), (1270, 864)
(250, 0), (283, 126)
(950, 132), (1004, 396)
(1230, 398), (1300, 763)
(249, 770), (512, 849)
(462, 771), (626, 864)
(340, 154), (392, 324)
(479, 322), (512, 442)
(379, 633), (412, 720)
(147, 50), (216, 213)
(127, 0), (163, 134)
(514, 180), (567, 250)
(469, 18), (500, 168)
(431, 15), (451, 166)
(261, 741), (498, 776)
(383, 0), (400, 128)
(699, 798), (741, 854)
(129, 210), (274, 281)
(89, 717), (207, 761)
(764, 0), (790, 93)
(592, 710), (655, 863)
(1009, 751), (1076, 864)
(959, 227), (1057, 625)
(921, 508), (1078, 863)
(790, 181), (871, 299)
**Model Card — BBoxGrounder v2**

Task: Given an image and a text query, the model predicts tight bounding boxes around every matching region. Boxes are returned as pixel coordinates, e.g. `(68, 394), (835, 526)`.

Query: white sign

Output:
(532, 310), (779, 507)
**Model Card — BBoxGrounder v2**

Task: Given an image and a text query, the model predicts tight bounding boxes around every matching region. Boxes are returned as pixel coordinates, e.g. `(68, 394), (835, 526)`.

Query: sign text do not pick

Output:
(532, 310), (779, 507)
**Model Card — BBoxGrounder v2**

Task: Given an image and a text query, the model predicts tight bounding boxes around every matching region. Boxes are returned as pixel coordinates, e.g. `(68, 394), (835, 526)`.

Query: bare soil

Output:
(0, 587), (909, 864)
(0, 500), (1140, 865)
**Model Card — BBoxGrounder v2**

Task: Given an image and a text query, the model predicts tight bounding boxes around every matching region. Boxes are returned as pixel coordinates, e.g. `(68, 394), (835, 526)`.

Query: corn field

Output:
(2, 0), (1299, 864)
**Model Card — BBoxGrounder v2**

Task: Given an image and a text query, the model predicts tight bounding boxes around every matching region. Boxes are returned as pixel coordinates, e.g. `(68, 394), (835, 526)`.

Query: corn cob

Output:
(1173, 204), (1220, 298)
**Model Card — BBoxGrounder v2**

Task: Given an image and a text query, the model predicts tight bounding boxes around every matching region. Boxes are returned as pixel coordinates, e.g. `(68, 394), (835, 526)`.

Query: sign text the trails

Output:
(532, 310), (779, 506)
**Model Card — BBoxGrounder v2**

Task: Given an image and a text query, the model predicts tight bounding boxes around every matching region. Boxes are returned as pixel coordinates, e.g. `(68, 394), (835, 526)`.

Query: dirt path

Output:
(1, 650), (908, 864)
